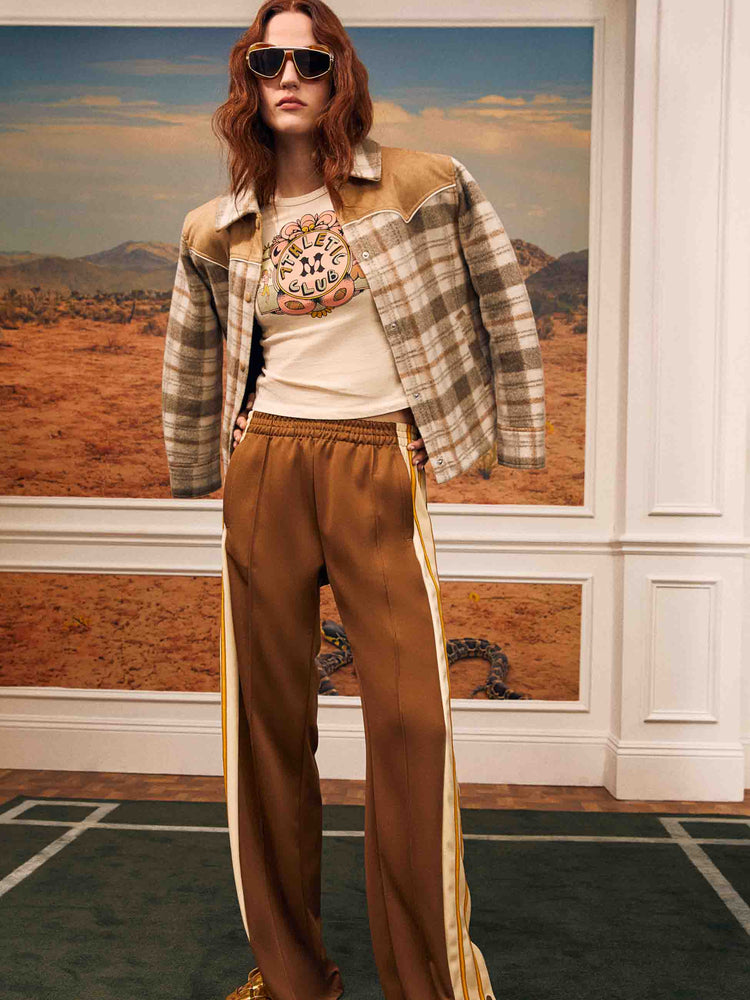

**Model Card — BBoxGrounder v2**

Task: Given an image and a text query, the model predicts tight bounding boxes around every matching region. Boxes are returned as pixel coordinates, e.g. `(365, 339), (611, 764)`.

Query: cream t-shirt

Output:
(251, 183), (409, 417)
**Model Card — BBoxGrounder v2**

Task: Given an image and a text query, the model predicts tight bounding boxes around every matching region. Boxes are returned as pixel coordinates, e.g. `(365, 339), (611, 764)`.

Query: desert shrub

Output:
(0, 304), (20, 328)
(140, 316), (167, 336)
(536, 316), (554, 341)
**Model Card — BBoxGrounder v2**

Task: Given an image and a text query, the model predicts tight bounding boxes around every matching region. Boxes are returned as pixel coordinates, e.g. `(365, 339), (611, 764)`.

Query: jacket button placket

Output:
(351, 232), (442, 467)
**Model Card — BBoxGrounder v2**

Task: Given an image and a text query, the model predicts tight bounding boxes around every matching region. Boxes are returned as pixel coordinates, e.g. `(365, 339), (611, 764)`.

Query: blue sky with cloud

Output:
(0, 25), (592, 258)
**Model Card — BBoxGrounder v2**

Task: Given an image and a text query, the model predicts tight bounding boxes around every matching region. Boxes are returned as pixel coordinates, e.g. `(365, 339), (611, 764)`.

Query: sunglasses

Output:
(246, 43), (334, 80)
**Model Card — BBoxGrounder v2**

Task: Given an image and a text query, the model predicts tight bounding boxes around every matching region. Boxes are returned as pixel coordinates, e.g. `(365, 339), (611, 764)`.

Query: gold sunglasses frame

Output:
(245, 43), (335, 80)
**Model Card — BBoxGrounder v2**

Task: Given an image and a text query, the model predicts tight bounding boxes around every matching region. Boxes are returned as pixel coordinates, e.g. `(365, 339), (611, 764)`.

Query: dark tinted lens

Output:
(294, 48), (331, 78)
(248, 47), (285, 76)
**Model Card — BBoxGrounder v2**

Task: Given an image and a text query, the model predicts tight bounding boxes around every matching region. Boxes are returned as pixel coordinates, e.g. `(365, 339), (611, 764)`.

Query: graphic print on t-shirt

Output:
(256, 209), (368, 319)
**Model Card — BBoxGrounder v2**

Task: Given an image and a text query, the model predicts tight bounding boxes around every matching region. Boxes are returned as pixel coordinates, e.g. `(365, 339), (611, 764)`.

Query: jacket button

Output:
(361, 250), (370, 259)
(239, 363), (247, 373)
(437, 458), (443, 465)
(390, 322), (397, 330)
(413, 392), (420, 399)
(244, 290), (253, 302)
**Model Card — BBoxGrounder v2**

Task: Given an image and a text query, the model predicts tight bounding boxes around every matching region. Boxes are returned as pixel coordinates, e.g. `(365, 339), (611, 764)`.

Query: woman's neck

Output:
(273, 132), (324, 198)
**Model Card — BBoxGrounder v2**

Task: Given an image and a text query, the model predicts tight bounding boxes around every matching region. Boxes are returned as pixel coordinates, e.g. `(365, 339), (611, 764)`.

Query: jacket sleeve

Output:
(161, 225), (224, 498)
(452, 157), (546, 469)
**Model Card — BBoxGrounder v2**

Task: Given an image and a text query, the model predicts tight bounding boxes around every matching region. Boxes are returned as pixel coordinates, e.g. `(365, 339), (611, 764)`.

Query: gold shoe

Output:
(225, 966), (272, 1000)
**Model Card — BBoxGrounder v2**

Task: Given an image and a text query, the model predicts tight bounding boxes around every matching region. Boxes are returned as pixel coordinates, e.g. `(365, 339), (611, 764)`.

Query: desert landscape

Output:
(0, 237), (587, 505)
(0, 238), (586, 698)
(0, 573), (581, 701)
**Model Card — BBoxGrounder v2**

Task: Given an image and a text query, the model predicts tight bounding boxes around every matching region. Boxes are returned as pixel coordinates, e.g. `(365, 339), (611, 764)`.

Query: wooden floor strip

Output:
(1, 770), (748, 814)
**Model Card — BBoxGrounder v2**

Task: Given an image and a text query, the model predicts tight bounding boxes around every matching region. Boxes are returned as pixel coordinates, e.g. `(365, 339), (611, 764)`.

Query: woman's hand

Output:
(407, 434), (429, 470)
(232, 393), (256, 451)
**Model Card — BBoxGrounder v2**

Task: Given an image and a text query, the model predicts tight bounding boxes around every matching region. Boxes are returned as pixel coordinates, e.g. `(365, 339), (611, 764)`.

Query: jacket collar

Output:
(214, 135), (382, 231)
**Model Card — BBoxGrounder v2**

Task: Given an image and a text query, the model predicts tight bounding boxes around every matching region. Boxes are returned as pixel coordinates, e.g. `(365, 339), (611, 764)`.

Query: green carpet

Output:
(1, 795), (748, 999)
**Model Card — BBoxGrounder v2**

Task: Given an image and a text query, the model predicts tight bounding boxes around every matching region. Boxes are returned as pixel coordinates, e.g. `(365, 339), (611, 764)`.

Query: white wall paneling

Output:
(612, 0), (750, 800)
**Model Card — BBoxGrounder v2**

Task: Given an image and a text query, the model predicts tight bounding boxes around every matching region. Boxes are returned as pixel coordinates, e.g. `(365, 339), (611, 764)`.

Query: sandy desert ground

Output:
(0, 573), (581, 701)
(1, 310), (585, 698)
(0, 310), (584, 505)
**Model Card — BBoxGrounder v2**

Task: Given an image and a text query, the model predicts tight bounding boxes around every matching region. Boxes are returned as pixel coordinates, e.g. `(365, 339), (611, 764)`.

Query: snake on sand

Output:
(316, 620), (530, 699)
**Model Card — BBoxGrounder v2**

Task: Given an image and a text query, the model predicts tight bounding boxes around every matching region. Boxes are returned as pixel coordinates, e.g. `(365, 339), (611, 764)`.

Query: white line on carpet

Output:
(660, 816), (750, 936)
(2, 799), (749, 939)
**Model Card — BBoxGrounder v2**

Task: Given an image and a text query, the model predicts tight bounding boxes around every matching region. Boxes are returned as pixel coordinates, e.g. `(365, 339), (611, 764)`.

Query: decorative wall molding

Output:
(616, 0), (749, 800)
(1, 513), (749, 575)
(642, 577), (721, 723)
(644, 1), (731, 518)
(0, 0), (611, 28)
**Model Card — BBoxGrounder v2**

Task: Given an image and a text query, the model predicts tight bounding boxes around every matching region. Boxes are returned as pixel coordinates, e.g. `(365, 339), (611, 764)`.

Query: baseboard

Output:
(1, 687), (747, 800)
(604, 735), (747, 802)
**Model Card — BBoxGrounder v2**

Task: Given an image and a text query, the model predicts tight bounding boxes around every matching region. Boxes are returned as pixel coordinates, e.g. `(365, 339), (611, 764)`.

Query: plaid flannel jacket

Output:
(161, 136), (546, 498)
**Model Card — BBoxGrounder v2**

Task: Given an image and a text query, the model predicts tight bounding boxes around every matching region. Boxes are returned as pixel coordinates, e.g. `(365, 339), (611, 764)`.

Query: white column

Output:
(608, 0), (750, 800)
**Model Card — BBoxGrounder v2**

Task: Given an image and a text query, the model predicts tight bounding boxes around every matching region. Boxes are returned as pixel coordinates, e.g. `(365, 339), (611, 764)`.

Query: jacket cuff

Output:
(496, 425), (546, 469)
(169, 461), (222, 499)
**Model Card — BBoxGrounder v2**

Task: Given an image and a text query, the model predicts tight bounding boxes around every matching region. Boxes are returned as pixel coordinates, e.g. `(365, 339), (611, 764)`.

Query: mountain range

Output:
(0, 241), (179, 294)
(0, 239), (588, 298)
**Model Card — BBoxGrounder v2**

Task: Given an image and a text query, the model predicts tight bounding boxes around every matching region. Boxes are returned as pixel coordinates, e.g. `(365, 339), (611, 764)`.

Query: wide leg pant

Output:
(219, 409), (496, 1000)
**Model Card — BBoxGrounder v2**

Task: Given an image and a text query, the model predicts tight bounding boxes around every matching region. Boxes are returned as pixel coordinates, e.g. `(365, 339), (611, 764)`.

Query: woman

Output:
(161, 2), (546, 999)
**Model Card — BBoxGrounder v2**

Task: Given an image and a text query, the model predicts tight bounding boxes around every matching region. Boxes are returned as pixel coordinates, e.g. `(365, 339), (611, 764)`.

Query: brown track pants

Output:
(219, 409), (495, 1000)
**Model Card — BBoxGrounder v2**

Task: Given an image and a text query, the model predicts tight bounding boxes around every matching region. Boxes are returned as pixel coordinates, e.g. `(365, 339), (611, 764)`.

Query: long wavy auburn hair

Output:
(211, 0), (374, 218)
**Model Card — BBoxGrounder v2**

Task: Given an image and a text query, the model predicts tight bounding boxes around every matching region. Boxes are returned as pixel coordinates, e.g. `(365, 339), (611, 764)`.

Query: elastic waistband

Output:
(246, 409), (414, 446)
